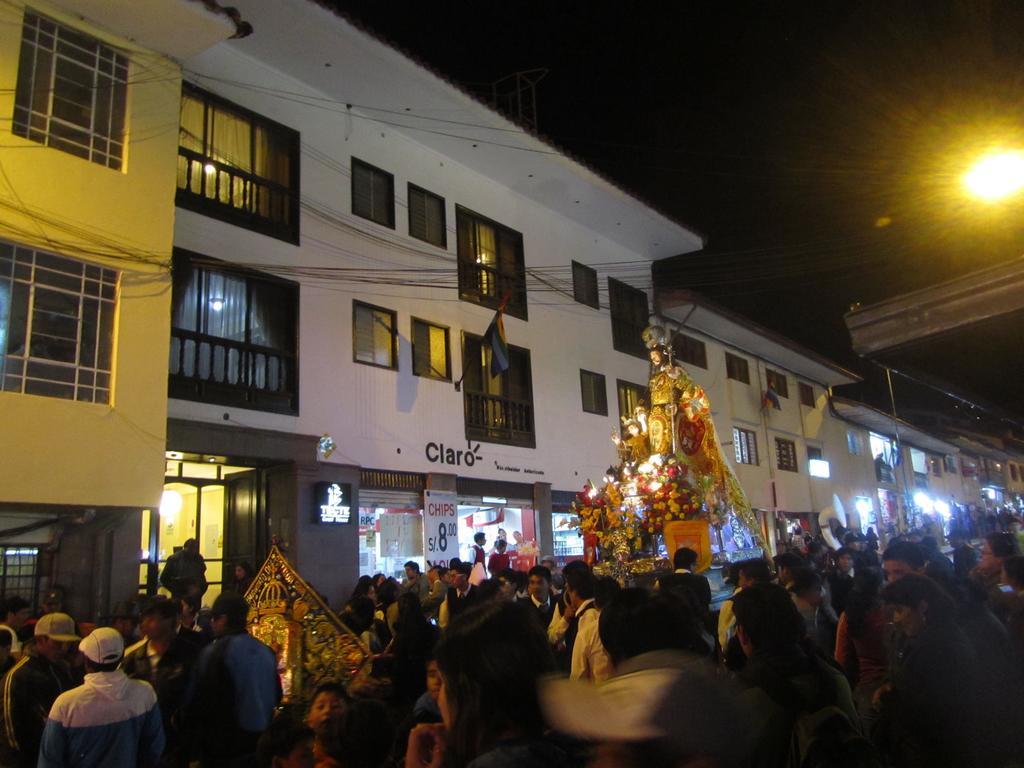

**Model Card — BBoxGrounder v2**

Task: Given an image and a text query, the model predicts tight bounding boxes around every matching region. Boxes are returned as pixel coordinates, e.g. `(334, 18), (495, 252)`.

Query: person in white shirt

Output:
(571, 576), (619, 683)
(547, 560), (590, 650)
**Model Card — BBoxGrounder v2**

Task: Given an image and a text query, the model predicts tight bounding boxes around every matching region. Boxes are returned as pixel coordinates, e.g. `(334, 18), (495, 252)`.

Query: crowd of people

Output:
(1, 522), (1023, 767)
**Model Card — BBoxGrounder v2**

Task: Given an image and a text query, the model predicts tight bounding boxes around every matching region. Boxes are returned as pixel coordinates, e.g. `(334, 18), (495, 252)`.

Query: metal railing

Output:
(169, 328), (295, 411)
(464, 391), (534, 447)
(177, 148), (295, 240)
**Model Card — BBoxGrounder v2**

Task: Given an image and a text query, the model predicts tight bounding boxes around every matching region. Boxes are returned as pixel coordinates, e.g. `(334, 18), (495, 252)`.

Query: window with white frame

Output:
(733, 427), (758, 465)
(14, 11), (128, 170)
(0, 242), (116, 403)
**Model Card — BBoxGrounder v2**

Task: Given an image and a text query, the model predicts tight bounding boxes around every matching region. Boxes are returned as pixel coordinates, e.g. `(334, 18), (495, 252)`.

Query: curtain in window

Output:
(249, 282), (291, 350)
(171, 265), (200, 332)
(203, 271), (247, 341)
(179, 92), (204, 153)
(476, 223), (497, 267)
(207, 103), (251, 210)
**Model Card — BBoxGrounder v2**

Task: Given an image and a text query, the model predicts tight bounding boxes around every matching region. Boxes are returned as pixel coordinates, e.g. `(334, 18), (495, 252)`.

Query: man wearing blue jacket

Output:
(187, 591), (280, 767)
(38, 626), (164, 767)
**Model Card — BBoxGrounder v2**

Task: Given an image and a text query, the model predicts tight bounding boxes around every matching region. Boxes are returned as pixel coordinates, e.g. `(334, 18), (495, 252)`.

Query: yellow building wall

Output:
(0, 1), (180, 508)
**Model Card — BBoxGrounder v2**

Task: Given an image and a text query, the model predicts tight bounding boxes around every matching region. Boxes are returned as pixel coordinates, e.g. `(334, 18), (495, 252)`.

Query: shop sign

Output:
(423, 489), (458, 567)
(314, 482), (353, 524)
(425, 441), (482, 467)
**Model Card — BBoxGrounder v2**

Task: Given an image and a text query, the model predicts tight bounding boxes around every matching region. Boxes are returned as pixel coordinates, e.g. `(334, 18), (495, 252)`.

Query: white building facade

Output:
(158, 0), (703, 604)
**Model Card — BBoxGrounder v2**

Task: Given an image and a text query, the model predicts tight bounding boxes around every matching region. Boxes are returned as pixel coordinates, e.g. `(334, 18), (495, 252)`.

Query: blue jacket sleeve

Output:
(36, 718), (66, 768)
(140, 702), (166, 767)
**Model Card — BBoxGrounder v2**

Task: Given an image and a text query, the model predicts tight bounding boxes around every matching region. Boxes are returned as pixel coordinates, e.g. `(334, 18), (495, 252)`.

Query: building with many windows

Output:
(0, 0), (238, 618)
(158, 0), (704, 605)
(652, 290), (878, 551)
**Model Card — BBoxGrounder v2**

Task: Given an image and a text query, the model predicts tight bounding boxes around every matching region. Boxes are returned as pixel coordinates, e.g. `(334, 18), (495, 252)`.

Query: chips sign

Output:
(423, 489), (458, 568)
(314, 482), (353, 524)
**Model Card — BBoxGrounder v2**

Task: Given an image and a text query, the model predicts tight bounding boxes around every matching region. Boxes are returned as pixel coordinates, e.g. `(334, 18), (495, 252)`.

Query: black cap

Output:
(211, 591), (249, 622)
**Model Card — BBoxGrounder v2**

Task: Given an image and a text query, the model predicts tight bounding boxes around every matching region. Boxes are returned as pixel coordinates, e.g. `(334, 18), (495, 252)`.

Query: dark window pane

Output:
(572, 262), (599, 308)
(24, 378), (74, 399)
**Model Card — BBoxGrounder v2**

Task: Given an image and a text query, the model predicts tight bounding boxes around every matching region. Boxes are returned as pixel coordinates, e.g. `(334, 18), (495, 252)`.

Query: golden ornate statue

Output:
(245, 545), (369, 703)
(641, 325), (766, 552)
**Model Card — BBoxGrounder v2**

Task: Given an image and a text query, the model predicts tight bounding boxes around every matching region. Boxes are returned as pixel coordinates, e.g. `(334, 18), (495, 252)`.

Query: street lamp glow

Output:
(963, 151), (1024, 201)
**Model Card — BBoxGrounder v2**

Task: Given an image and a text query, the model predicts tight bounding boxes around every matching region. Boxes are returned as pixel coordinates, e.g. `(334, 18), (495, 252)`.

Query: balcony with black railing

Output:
(464, 390), (535, 448)
(168, 328), (297, 414)
(176, 148), (298, 243)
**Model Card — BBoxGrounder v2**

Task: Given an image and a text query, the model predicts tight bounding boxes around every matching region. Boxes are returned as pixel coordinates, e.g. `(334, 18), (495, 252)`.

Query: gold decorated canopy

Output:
(245, 545), (368, 703)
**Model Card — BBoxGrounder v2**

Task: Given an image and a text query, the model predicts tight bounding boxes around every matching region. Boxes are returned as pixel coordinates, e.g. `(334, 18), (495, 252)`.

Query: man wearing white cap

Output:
(0, 612), (78, 767)
(38, 627), (164, 767)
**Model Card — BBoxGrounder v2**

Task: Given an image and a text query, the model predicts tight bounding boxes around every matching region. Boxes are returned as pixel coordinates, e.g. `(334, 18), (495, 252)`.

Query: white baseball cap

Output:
(79, 627), (124, 664)
(34, 612), (80, 643)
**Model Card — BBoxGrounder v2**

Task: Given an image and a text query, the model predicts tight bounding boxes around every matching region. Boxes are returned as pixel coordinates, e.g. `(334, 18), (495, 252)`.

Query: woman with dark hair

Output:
(404, 601), (572, 768)
(875, 573), (982, 767)
(834, 567), (886, 731)
(351, 576), (377, 604)
(230, 561), (255, 595)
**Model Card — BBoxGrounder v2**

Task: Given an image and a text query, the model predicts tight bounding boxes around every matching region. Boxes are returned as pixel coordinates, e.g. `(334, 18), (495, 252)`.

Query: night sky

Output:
(338, 1), (1024, 422)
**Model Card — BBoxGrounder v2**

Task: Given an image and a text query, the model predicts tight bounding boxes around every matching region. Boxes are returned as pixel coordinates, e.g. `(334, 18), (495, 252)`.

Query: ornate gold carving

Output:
(245, 546), (369, 703)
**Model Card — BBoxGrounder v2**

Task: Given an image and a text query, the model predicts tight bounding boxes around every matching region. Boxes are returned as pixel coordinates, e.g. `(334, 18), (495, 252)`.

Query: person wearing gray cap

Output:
(0, 612), (78, 767)
(38, 627), (164, 767)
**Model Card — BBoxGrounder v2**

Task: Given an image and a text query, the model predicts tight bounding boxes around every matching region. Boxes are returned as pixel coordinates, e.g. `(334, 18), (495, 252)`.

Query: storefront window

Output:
(552, 512), (583, 565)
(456, 504), (537, 572)
(359, 508), (424, 579)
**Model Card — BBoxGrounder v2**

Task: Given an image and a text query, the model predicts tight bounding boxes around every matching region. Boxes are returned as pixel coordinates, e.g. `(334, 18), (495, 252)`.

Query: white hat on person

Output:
(33, 612), (80, 643)
(79, 627), (124, 664)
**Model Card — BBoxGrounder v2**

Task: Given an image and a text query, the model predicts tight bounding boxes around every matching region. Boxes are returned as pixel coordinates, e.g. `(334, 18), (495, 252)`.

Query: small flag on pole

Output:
(482, 295), (510, 377)
(761, 388), (780, 411)
(454, 294), (511, 390)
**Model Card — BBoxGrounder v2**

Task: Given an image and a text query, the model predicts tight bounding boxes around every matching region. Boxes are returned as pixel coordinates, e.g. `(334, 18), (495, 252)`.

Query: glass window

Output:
(456, 207), (527, 320)
(176, 85), (299, 242)
(580, 369), (607, 416)
(846, 430), (861, 455)
(359, 508), (424, 579)
(352, 158), (395, 228)
(0, 242), (116, 403)
(733, 427), (758, 465)
(799, 382), (815, 407)
(766, 369), (789, 398)
(673, 333), (707, 369)
(776, 438), (798, 472)
(462, 333), (534, 447)
(411, 317), (450, 380)
(408, 184), (446, 247)
(725, 352), (750, 384)
(0, 547), (39, 606)
(169, 251), (298, 413)
(572, 261), (599, 309)
(150, 480), (226, 604)
(608, 278), (648, 358)
(616, 379), (646, 422)
(353, 301), (397, 369)
(13, 11), (128, 170)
